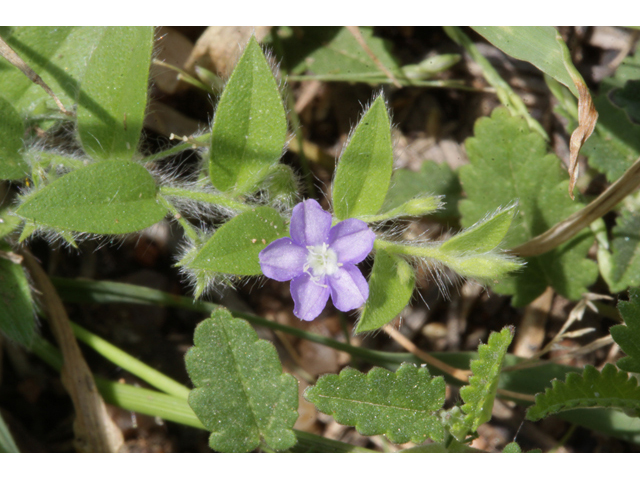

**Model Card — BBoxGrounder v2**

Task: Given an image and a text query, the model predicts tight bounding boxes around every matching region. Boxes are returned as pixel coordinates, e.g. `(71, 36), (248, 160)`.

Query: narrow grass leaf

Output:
(526, 364), (640, 422)
(209, 37), (287, 195)
(332, 95), (394, 220)
(185, 308), (298, 452)
(77, 27), (154, 161)
(0, 244), (34, 346)
(305, 363), (446, 444)
(16, 160), (166, 234)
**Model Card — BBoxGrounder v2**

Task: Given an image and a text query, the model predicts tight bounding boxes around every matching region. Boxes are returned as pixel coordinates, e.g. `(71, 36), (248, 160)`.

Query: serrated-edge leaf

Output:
(304, 363), (446, 444)
(333, 95), (394, 220)
(190, 207), (286, 276)
(209, 37), (287, 194)
(459, 107), (597, 306)
(0, 95), (28, 180)
(526, 364), (640, 422)
(16, 160), (166, 234)
(355, 250), (415, 333)
(0, 245), (35, 346)
(77, 27), (154, 161)
(611, 288), (640, 374)
(608, 209), (640, 293)
(461, 326), (514, 431)
(185, 308), (298, 452)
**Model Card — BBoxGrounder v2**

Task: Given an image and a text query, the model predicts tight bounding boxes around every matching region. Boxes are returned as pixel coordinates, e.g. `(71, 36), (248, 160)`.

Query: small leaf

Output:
(304, 363), (446, 445)
(0, 95), (28, 180)
(355, 250), (415, 334)
(185, 308), (298, 452)
(502, 442), (522, 453)
(383, 161), (462, 220)
(440, 204), (516, 254)
(77, 27), (154, 161)
(611, 288), (640, 374)
(189, 207), (286, 276)
(209, 37), (287, 195)
(526, 364), (640, 422)
(461, 326), (514, 432)
(0, 208), (22, 239)
(333, 95), (394, 220)
(609, 79), (640, 124)
(16, 160), (166, 234)
(459, 107), (598, 306)
(0, 244), (35, 346)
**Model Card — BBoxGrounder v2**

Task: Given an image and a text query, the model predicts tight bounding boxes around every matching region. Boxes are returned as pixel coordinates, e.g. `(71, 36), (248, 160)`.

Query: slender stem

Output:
(158, 196), (200, 244)
(143, 133), (211, 164)
(160, 186), (252, 213)
(509, 155), (640, 256)
(70, 321), (191, 401)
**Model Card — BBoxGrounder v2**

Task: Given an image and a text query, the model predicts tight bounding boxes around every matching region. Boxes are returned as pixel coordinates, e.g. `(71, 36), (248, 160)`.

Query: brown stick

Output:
(20, 248), (123, 452)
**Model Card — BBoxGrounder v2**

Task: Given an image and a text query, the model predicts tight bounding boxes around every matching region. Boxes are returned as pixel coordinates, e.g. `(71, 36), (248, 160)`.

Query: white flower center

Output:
(304, 243), (342, 279)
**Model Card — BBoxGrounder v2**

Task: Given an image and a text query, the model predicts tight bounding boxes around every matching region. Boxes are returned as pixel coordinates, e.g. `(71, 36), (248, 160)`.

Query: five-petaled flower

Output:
(259, 199), (375, 321)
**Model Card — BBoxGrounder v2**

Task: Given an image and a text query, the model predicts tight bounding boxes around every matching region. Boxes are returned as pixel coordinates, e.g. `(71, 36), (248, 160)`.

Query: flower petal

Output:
(328, 265), (369, 312)
(328, 218), (375, 265)
(259, 238), (307, 281)
(290, 199), (332, 247)
(291, 274), (331, 321)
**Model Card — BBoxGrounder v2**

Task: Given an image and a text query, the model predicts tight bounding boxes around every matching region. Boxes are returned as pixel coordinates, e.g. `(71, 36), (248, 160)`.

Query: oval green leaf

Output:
(16, 160), (166, 234)
(77, 27), (154, 160)
(190, 207), (286, 275)
(0, 95), (28, 180)
(209, 37), (287, 195)
(332, 95), (394, 220)
(355, 250), (414, 334)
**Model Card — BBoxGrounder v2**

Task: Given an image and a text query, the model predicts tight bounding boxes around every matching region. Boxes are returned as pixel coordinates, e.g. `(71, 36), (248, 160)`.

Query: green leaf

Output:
(355, 250), (415, 334)
(189, 207), (286, 276)
(277, 27), (401, 78)
(209, 37), (287, 195)
(502, 442), (522, 453)
(16, 160), (166, 234)
(77, 27), (154, 161)
(185, 308), (298, 452)
(611, 288), (640, 374)
(0, 95), (28, 180)
(459, 107), (598, 306)
(0, 410), (19, 453)
(583, 48), (640, 182)
(526, 364), (640, 422)
(332, 95), (394, 220)
(460, 327), (514, 434)
(471, 27), (578, 97)
(609, 79), (640, 124)
(304, 363), (446, 444)
(440, 204), (516, 254)
(0, 244), (35, 346)
(0, 27), (105, 116)
(606, 209), (640, 292)
(383, 161), (462, 220)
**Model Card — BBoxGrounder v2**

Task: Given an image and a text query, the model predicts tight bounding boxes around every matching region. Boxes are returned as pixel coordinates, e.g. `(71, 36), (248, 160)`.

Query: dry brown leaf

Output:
(567, 73), (598, 199)
(0, 35), (72, 116)
(184, 26), (271, 78)
(20, 248), (123, 452)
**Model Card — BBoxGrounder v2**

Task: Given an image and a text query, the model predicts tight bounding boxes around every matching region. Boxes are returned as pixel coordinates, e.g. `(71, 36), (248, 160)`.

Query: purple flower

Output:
(259, 199), (375, 321)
